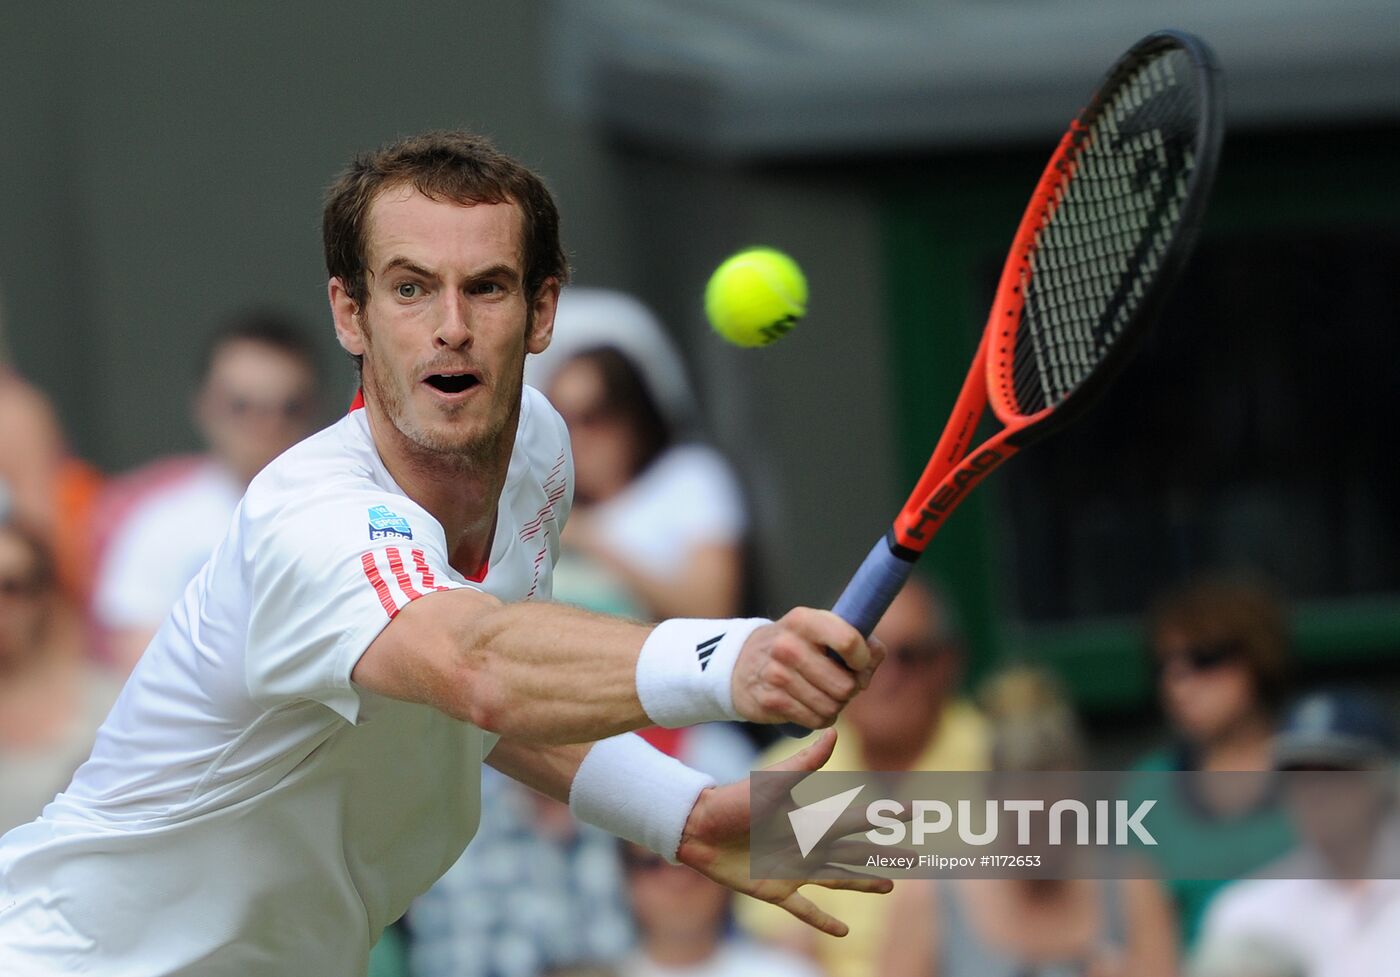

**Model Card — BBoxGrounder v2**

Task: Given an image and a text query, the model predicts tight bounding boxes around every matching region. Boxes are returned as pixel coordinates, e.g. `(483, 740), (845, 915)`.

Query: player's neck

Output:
(366, 405), (514, 576)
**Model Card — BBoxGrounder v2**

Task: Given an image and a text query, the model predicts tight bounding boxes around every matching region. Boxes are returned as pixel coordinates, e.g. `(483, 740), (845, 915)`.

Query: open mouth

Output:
(424, 373), (480, 395)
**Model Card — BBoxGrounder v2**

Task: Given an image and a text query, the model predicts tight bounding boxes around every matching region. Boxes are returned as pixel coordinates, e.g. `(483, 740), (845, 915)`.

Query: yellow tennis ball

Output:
(704, 247), (807, 348)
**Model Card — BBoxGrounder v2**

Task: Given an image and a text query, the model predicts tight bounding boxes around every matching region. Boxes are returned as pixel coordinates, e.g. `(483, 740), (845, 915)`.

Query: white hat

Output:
(524, 287), (698, 432)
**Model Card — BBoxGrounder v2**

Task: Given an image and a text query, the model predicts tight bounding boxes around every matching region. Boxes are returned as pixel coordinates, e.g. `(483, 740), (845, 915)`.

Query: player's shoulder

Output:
(241, 414), (438, 545)
(518, 384), (568, 455)
(246, 415), (371, 500)
(513, 384), (571, 483)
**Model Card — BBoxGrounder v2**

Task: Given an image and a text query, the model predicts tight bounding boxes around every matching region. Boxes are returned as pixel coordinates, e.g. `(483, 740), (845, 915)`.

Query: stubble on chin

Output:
(367, 368), (518, 473)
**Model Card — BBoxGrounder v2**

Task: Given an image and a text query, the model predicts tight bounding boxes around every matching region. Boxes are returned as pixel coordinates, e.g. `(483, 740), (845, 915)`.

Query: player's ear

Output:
(329, 277), (366, 357)
(526, 278), (560, 356)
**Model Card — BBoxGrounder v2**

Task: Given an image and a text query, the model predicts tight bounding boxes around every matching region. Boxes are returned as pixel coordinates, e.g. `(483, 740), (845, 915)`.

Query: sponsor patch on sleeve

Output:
(367, 505), (414, 540)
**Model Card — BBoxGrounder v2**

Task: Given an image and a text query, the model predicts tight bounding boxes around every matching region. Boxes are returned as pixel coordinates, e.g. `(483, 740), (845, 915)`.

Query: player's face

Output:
(334, 187), (556, 464)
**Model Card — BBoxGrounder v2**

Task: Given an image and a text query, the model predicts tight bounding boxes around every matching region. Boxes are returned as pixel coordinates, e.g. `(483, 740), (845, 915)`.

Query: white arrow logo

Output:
(787, 785), (864, 858)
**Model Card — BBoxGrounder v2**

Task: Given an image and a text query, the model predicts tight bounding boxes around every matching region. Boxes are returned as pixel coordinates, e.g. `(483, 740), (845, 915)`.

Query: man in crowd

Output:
(1201, 689), (1400, 977)
(92, 311), (322, 670)
(738, 577), (989, 977)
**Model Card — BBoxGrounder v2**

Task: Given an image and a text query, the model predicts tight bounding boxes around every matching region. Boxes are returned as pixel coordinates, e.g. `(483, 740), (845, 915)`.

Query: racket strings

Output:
(1010, 47), (1200, 416)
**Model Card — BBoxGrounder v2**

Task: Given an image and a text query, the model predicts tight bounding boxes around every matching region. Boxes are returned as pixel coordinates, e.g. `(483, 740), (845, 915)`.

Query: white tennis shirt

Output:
(0, 386), (573, 976)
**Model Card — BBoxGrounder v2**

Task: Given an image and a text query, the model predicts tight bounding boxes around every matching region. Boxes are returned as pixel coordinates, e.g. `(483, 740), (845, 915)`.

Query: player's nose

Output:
(433, 293), (472, 349)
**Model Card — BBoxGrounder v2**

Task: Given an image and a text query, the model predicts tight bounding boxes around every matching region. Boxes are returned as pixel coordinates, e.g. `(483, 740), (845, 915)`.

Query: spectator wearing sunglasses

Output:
(1129, 576), (1296, 948)
(0, 518), (120, 835)
(735, 578), (990, 977)
(91, 310), (323, 672)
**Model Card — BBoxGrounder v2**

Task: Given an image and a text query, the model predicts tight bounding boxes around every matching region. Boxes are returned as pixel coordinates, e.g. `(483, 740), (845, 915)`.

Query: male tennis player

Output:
(0, 131), (885, 976)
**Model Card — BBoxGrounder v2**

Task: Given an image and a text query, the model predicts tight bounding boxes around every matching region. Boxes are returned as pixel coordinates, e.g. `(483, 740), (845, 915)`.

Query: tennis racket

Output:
(799, 30), (1224, 728)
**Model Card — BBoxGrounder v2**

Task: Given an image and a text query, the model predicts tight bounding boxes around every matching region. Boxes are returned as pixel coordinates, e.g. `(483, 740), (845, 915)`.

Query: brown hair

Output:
(322, 130), (569, 311)
(198, 307), (319, 384)
(1147, 575), (1293, 712)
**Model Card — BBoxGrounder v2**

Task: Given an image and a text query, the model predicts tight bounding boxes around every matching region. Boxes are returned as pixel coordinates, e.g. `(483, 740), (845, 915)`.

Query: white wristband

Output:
(635, 617), (771, 728)
(569, 733), (716, 862)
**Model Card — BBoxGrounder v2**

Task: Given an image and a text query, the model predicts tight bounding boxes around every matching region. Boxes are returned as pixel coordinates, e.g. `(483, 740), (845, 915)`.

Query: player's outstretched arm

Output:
(487, 729), (892, 937)
(351, 591), (881, 744)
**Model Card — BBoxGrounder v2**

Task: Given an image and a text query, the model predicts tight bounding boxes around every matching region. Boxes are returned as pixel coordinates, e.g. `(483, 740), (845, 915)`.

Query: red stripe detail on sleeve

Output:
(361, 552), (399, 618)
(412, 549), (450, 592)
(386, 546), (424, 601)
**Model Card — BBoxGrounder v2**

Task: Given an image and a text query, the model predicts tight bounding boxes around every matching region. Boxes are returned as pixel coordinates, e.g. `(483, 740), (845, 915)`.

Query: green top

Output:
(1126, 748), (1295, 949)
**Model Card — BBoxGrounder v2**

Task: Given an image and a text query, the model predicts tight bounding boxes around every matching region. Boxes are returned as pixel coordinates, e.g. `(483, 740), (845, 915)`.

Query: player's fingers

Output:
(812, 874), (895, 894)
(822, 840), (920, 868)
(782, 607), (871, 674)
(798, 648), (861, 703)
(858, 636), (887, 690)
(777, 891), (849, 938)
(768, 627), (858, 705)
(752, 681), (829, 731)
(766, 728), (837, 774)
(763, 661), (843, 727)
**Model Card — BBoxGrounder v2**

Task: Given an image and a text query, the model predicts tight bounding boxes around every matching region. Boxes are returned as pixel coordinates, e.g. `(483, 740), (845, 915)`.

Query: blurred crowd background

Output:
(2, 2), (1398, 976)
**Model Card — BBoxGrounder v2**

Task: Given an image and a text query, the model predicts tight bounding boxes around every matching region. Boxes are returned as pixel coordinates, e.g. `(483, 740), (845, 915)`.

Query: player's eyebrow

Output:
(379, 256), (438, 280)
(466, 263), (523, 287)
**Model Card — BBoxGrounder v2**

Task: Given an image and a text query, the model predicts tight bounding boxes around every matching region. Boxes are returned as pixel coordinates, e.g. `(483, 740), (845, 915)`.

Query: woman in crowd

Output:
(880, 666), (1179, 977)
(526, 287), (750, 622)
(1130, 576), (1296, 946)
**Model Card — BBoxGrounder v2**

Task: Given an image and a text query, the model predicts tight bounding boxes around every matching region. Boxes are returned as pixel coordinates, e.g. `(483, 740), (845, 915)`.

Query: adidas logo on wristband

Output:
(697, 634), (724, 671)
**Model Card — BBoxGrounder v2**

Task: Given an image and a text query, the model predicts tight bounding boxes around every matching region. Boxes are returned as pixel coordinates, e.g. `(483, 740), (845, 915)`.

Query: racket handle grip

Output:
(831, 535), (918, 638)
(778, 536), (918, 737)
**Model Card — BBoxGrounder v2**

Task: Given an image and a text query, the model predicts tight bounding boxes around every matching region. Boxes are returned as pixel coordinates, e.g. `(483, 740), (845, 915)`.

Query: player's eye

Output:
(395, 282), (421, 299)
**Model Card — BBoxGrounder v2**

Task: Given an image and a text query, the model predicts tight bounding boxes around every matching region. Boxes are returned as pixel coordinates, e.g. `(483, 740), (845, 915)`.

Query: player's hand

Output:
(675, 729), (893, 937)
(730, 608), (883, 728)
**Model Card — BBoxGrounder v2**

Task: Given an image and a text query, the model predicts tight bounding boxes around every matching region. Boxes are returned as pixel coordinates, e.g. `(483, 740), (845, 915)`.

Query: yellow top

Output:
(734, 700), (991, 977)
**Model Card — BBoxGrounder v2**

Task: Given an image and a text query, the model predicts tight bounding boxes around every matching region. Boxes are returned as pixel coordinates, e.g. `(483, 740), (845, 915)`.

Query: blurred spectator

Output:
(91, 310), (320, 671)
(525, 288), (749, 621)
(1188, 934), (1307, 977)
(407, 767), (636, 977)
(1200, 689), (1400, 977)
(0, 315), (105, 604)
(736, 578), (989, 977)
(410, 726), (754, 977)
(616, 841), (821, 977)
(1130, 575), (1296, 945)
(881, 666), (1178, 977)
(0, 518), (120, 835)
